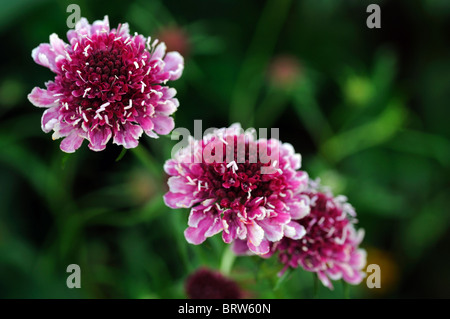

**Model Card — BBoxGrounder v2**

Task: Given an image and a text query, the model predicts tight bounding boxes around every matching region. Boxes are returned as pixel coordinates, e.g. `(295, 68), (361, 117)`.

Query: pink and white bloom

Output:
(163, 123), (310, 254)
(28, 16), (184, 152)
(265, 180), (367, 289)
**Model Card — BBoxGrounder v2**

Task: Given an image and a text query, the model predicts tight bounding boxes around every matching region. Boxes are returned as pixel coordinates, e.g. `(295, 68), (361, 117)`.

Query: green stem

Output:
(220, 246), (236, 276)
(130, 145), (163, 181)
(313, 273), (319, 298)
(343, 281), (350, 299)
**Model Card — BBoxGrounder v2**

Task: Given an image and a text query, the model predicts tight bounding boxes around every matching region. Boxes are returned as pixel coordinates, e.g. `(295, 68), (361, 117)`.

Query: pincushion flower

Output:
(28, 16), (184, 152)
(163, 123), (310, 254)
(264, 180), (367, 289)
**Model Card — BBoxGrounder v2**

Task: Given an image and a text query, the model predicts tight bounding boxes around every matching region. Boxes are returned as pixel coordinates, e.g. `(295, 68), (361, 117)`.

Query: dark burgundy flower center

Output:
(199, 138), (284, 211)
(54, 32), (160, 128)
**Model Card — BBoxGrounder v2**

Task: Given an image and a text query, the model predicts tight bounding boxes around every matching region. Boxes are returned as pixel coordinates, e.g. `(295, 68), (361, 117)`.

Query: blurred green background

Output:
(0, 0), (449, 299)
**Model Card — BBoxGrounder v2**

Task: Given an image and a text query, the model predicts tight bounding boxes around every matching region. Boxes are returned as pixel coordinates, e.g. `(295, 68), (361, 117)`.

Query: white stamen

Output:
(140, 81), (146, 93)
(124, 100), (133, 110)
(114, 36), (122, 42)
(134, 61), (139, 69)
(83, 87), (91, 98)
(99, 102), (110, 110)
(220, 137), (228, 145)
(53, 93), (63, 97)
(82, 113), (88, 122)
(83, 44), (91, 57)
(226, 160), (238, 173)
(318, 217), (325, 226)
(74, 42), (79, 51)
(186, 176), (196, 185)
(76, 70), (86, 82)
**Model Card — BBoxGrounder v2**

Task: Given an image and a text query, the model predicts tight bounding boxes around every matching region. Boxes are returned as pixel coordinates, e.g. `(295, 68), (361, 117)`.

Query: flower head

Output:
(28, 16), (184, 152)
(267, 180), (367, 289)
(185, 267), (243, 299)
(163, 123), (309, 254)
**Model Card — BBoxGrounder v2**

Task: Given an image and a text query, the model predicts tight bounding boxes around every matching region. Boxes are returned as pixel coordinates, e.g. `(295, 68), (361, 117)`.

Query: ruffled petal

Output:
(28, 87), (58, 108)
(88, 127), (112, 151)
(163, 51), (184, 81)
(60, 130), (84, 153)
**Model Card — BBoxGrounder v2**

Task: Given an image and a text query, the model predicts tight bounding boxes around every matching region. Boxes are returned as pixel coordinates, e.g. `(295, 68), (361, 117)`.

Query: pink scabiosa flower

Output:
(266, 180), (367, 289)
(28, 16), (184, 152)
(163, 123), (310, 255)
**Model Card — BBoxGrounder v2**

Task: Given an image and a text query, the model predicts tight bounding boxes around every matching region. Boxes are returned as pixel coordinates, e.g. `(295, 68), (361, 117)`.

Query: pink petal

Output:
(167, 176), (195, 194)
(231, 239), (253, 256)
(113, 122), (143, 149)
(49, 33), (68, 56)
(32, 43), (58, 72)
(41, 107), (60, 133)
(90, 16), (110, 35)
(188, 207), (208, 228)
(152, 42), (167, 61)
(88, 127), (112, 151)
(283, 221), (306, 240)
(164, 159), (181, 176)
(155, 99), (178, 115)
(60, 130), (84, 153)
(247, 238), (270, 255)
(257, 219), (284, 242)
(184, 214), (219, 245)
(163, 191), (197, 209)
(135, 114), (154, 134)
(28, 87), (58, 107)
(317, 271), (334, 290)
(67, 18), (90, 43)
(288, 196), (310, 219)
(246, 222), (264, 247)
(163, 51), (184, 80)
(152, 114), (174, 135)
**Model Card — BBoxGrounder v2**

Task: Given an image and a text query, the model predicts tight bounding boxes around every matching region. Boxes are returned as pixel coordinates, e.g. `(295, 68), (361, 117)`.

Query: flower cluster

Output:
(164, 124), (366, 289)
(261, 180), (367, 289)
(28, 16), (183, 152)
(28, 16), (366, 291)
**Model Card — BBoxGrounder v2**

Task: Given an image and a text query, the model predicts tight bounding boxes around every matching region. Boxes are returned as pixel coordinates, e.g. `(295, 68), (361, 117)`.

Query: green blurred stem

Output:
(313, 273), (319, 298)
(229, 0), (292, 127)
(343, 281), (350, 299)
(292, 82), (333, 146)
(255, 86), (291, 128)
(320, 98), (405, 164)
(220, 246), (236, 276)
(130, 145), (163, 181)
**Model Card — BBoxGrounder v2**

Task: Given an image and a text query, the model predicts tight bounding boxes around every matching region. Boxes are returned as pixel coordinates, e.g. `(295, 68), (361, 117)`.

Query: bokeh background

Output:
(0, 0), (449, 299)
